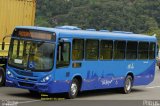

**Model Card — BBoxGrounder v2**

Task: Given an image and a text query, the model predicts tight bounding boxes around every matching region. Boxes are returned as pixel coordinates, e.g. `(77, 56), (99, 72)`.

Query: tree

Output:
(35, 0), (160, 34)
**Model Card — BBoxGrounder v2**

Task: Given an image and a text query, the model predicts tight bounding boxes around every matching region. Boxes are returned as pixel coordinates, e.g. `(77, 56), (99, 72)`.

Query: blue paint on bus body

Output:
(6, 26), (157, 94)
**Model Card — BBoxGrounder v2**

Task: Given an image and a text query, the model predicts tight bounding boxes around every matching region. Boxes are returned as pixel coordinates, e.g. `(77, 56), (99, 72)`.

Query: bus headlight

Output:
(40, 74), (52, 83)
(7, 70), (14, 78)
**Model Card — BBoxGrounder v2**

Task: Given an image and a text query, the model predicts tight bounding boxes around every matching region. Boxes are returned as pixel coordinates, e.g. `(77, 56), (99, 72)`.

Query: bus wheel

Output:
(123, 75), (133, 94)
(67, 78), (79, 99)
(0, 68), (5, 87)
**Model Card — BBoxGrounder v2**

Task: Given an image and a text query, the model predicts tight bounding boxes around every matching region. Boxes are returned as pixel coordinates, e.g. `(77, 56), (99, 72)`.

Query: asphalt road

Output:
(0, 67), (160, 106)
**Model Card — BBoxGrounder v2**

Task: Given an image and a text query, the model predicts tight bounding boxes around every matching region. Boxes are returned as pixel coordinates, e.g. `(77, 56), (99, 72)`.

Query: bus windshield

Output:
(8, 39), (55, 72)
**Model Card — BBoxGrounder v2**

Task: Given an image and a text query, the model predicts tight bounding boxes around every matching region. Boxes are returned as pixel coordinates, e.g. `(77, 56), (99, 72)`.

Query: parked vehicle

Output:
(0, 0), (36, 86)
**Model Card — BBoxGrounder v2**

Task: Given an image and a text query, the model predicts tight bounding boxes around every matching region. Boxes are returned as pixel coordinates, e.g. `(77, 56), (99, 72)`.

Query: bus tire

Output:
(0, 67), (5, 87)
(67, 78), (79, 99)
(122, 75), (133, 94)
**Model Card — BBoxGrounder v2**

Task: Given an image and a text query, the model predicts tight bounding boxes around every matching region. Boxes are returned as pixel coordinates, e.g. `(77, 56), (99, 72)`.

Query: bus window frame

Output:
(126, 41), (138, 60)
(85, 39), (99, 61)
(113, 40), (126, 60)
(72, 38), (84, 61)
(149, 42), (156, 60)
(99, 39), (113, 60)
(8, 38), (55, 72)
(138, 41), (149, 60)
(56, 42), (71, 69)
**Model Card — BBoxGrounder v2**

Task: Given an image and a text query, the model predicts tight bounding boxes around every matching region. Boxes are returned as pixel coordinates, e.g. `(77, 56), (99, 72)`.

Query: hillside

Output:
(36, 0), (160, 35)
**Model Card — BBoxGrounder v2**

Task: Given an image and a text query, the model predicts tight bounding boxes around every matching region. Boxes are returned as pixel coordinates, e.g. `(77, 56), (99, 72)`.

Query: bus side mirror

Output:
(2, 41), (5, 50)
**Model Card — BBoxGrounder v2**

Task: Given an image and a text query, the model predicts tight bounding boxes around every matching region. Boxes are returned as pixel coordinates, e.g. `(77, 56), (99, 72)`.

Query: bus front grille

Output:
(18, 82), (34, 87)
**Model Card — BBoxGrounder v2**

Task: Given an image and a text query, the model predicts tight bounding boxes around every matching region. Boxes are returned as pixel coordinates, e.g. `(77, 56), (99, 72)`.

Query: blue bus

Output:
(5, 26), (157, 99)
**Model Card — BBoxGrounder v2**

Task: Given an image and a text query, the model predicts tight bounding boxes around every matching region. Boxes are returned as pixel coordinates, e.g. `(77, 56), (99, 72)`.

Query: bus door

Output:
(55, 38), (71, 82)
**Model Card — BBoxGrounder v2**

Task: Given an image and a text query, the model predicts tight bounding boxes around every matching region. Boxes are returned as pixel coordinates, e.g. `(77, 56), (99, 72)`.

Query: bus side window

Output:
(149, 42), (156, 59)
(86, 39), (99, 60)
(114, 41), (126, 59)
(100, 40), (113, 60)
(126, 41), (138, 59)
(72, 39), (84, 60)
(56, 42), (70, 68)
(138, 42), (149, 59)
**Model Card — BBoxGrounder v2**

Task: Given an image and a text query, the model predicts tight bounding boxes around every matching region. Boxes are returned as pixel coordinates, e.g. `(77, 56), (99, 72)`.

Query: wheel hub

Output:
(126, 78), (131, 91)
(71, 83), (77, 96)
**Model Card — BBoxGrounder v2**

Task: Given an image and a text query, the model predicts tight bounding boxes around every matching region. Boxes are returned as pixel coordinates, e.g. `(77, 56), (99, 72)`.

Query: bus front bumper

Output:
(6, 78), (71, 93)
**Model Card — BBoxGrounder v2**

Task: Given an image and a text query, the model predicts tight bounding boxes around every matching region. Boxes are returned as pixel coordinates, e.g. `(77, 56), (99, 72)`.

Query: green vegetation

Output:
(36, 0), (160, 36)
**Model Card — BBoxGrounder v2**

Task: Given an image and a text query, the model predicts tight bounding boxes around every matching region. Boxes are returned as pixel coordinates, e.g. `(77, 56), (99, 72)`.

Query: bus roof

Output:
(15, 26), (157, 42)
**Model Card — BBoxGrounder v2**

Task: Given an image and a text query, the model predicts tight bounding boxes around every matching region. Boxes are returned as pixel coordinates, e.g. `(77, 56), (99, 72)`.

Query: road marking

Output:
(18, 100), (42, 104)
(146, 86), (160, 89)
